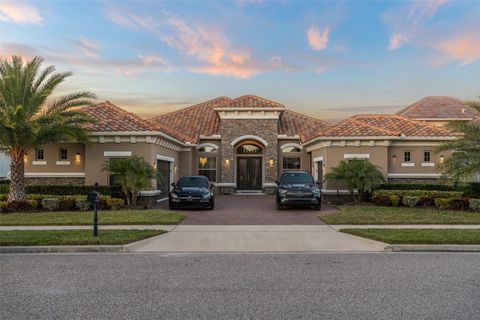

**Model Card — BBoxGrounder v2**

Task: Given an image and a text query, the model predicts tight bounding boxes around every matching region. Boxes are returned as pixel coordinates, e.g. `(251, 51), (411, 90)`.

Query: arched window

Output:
(282, 146), (302, 153)
(197, 146), (217, 153)
(236, 144), (262, 155)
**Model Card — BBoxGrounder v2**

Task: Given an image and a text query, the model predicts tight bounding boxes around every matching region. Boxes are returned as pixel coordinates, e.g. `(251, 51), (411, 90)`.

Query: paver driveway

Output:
(159, 195), (335, 225)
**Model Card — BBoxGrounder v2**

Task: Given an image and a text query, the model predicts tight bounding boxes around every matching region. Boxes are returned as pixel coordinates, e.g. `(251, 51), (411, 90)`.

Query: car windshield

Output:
(280, 172), (314, 185)
(177, 176), (209, 188)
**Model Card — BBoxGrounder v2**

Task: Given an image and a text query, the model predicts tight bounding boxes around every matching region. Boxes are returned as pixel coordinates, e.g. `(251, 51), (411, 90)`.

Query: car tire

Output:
(276, 201), (284, 210)
(313, 202), (322, 210)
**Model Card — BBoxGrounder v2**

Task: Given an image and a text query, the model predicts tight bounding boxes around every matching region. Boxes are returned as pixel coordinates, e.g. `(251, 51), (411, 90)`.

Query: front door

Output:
(237, 157), (262, 190)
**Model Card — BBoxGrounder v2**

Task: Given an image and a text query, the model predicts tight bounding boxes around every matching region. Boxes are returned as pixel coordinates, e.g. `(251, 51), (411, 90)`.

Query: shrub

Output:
(376, 183), (457, 191)
(469, 199), (480, 211)
(2, 200), (35, 213)
(75, 198), (91, 211)
(41, 198), (60, 211)
(433, 197), (464, 210)
(434, 198), (449, 210)
(402, 196), (420, 208)
(59, 198), (76, 211)
(108, 198), (125, 210)
(389, 195), (400, 206)
(372, 195), (392, 206)
(0, 183), (9, 194)
(0, 201), (7, 213)
(372, 189), (463, 199)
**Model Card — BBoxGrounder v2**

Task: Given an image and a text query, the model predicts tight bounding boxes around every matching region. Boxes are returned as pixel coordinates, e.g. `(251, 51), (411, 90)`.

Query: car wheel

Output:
(276, 201), (284, 210)
(313, 202), (322, 210)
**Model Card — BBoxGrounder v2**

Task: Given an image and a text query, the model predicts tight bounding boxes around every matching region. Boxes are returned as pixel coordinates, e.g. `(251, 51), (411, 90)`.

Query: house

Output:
(4, 95), (473, 196)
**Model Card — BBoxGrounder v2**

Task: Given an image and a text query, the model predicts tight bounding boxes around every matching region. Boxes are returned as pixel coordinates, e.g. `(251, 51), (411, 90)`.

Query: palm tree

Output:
(325, 159), (385, 203)
(437, 101), (480, 182)
(102, 156), (160, 206)
(0, 56), (95, 202)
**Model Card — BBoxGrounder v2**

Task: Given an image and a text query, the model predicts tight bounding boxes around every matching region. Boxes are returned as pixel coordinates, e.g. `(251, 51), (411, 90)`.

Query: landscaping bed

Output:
(0, 210), (185, 226)
(320, 205), (480, 225)
(341, 228), (480, 245)
(0, 229), (166, 246)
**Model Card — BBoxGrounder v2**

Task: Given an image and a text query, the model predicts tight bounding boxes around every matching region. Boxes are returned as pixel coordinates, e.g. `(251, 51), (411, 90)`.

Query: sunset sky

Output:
(1, 0), (479, 120)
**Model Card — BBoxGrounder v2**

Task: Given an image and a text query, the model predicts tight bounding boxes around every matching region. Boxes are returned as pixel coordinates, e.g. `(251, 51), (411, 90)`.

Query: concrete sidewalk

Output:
(331, 225), (480, 230)
(126, 225), (387, 252)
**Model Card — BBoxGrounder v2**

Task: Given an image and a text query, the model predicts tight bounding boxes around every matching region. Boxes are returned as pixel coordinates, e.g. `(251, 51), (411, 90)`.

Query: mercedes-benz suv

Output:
(169, 176), (215, 210)
(275, 171), (321, 210)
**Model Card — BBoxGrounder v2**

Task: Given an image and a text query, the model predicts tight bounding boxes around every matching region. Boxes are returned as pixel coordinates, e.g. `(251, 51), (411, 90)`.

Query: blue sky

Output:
(1, 0), (479, 120)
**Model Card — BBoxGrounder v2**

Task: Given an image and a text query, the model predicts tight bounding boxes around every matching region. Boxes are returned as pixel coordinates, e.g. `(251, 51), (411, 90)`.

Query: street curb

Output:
(385, 245), (480, 252)
(0, 245), (125, 254)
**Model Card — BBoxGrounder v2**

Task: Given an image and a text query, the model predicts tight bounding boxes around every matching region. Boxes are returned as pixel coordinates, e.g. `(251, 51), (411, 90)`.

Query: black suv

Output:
(275, 171), (321, 210)
(169, 176), (215, 210)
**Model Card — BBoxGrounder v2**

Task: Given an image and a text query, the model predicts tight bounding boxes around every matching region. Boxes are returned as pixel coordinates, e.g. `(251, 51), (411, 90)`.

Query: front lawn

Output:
(320, 205), (480, 225)
(0, 229), (166, 246)
(341, 228), (480, 245)
(0, 210), (185, 226)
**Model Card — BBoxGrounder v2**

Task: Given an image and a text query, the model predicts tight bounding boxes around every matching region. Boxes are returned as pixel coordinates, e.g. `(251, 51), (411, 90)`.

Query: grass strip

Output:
(0, 229), (166, 246)
(341, 228), (480, 244)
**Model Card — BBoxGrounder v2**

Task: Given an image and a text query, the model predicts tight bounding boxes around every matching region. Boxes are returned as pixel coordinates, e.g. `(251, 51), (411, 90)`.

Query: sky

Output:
(0, 0), (479, 120)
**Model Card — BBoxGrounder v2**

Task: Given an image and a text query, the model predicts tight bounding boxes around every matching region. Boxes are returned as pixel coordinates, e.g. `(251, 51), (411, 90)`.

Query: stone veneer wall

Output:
(219, 119), (279, 190)
(25, 177), (85, 186)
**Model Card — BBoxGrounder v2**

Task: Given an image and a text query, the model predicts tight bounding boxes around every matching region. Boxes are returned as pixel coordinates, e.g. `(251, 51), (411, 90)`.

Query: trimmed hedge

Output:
(372, 189), (463, 199)
(0, 184), (122, 196)
(375, 183), (480, 197)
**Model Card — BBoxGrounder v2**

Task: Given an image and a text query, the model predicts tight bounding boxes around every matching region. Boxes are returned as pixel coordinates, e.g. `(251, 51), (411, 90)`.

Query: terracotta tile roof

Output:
(81, 101), (155, 132)
(150, 97), (232, 143)
(350, 114), (459, 137)
(279, 110), (332, 142)
(320, 118), (399, 137)
(217, 95), (285, 109)
(397, 96), (476, 119)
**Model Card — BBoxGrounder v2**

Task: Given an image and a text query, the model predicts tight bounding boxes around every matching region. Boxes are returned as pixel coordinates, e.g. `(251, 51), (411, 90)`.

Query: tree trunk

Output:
(7, 151), (26, 202)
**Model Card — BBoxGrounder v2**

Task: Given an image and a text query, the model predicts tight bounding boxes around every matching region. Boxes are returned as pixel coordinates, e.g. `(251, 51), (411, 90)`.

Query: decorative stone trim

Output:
(156, 155), (175, 162)
(230, 135), (269, 146)
(32, 161), (47, 165)
(421, 162), (435, 167)
(56, 161), (71, 165)
(196, 143), (219, 150)
(24, 173), (85, 177)
(401, 162), (415, 167)
(344, 154), (370, 159)
(104, 151), (132, 157)
(313, 156), (324, 162)
(280, 143), (302, 151)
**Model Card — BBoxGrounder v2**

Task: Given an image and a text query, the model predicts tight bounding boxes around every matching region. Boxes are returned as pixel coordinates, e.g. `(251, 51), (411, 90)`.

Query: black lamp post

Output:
(87, 182), (101, 237)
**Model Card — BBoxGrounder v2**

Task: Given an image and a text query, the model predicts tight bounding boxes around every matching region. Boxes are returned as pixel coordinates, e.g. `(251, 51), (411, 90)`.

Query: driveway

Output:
(159, 195), (336, 225)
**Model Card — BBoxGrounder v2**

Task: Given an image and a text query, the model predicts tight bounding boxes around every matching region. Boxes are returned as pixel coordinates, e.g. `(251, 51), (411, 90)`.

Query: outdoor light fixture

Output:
(153, 162), (157, 169)
(439, 155), (445, 164)
(392, 155), (397, 164)
(225, 159), (230, 165)
(199, 157), (208, 167)
(75, 152), (81, 162)
(24, 155), (28, 163)
(269, 159), (274, 167)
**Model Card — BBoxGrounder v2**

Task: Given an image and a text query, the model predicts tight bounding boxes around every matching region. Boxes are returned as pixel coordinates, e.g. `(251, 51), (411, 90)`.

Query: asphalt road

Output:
(1, 253), (479, 320)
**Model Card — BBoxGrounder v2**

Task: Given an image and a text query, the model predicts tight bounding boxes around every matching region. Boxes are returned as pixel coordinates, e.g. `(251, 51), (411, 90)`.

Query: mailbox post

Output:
(87, 183), (101, 237)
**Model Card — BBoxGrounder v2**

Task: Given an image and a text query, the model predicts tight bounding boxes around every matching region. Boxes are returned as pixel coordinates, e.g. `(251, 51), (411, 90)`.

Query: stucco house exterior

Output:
(1, 95), (474, 197)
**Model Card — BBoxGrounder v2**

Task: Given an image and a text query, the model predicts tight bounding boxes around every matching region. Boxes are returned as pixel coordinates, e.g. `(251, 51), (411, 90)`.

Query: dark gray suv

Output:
(275, 171), (321, 210)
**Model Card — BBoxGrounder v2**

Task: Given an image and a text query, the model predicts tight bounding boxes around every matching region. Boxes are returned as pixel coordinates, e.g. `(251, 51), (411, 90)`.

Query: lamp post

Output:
(87, 182), (101, 237)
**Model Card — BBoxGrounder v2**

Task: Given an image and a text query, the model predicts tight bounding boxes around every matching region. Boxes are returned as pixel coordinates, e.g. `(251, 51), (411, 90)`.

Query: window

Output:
(198, 157), (217, 182)
(35, 148), (45, 161)
(59, 148), (68, 161)
(108, 158), (122, 186)
(197, 146), (217, 153)
(404, 151), (411, 162)
(237, 144), (262, 154)
(283, 157), (301, 171)
(282, 146), (301, 153)
(424, 151), (431, 162)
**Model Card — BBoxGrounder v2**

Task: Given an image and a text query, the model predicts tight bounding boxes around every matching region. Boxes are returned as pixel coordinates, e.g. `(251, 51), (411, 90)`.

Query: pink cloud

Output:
(307, 26), (330, 51)
(385, 0), (448, 50)
(0, 1), (43, 24)
(432, 32), (480, 66)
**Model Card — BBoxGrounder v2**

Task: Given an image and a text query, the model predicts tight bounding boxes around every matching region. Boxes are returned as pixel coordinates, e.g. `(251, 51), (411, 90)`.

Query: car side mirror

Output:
(316, 180), (321, 185)
(171, 183), (176, 188)
(210, 183), (215, 189)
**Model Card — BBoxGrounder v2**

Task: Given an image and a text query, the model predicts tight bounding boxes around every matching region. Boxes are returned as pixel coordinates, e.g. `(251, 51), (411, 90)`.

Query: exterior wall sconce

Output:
(224, 159), (230, 167)
(269, 159), (274, 167)
(199, 157), (208, 167)
(439, 155), (445, 164)
(24, 155), (28, 163)
(174, 165), (177, 172)
(75, 152), (81, 162)
(392, 155), (397, 164)
(153, 162), (157, 169)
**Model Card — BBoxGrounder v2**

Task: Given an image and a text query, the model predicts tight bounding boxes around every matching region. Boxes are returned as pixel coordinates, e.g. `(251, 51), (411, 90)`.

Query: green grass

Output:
(320, 205), (480, 225)
(0, 210), (185, 226)
(341, 228), (480, 245)
(0, 229), (166, 246)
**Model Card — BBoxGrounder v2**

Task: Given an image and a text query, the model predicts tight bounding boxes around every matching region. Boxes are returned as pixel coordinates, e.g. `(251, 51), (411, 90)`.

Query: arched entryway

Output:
(235, 140), (263, 190)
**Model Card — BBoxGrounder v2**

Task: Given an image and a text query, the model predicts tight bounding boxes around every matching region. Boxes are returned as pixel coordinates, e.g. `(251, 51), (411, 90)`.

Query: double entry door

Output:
(237, 157), (262, 190)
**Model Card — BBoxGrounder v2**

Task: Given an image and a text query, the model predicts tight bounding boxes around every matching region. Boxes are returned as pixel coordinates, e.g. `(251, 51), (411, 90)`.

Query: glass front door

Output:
(237, 157), (262, 190)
